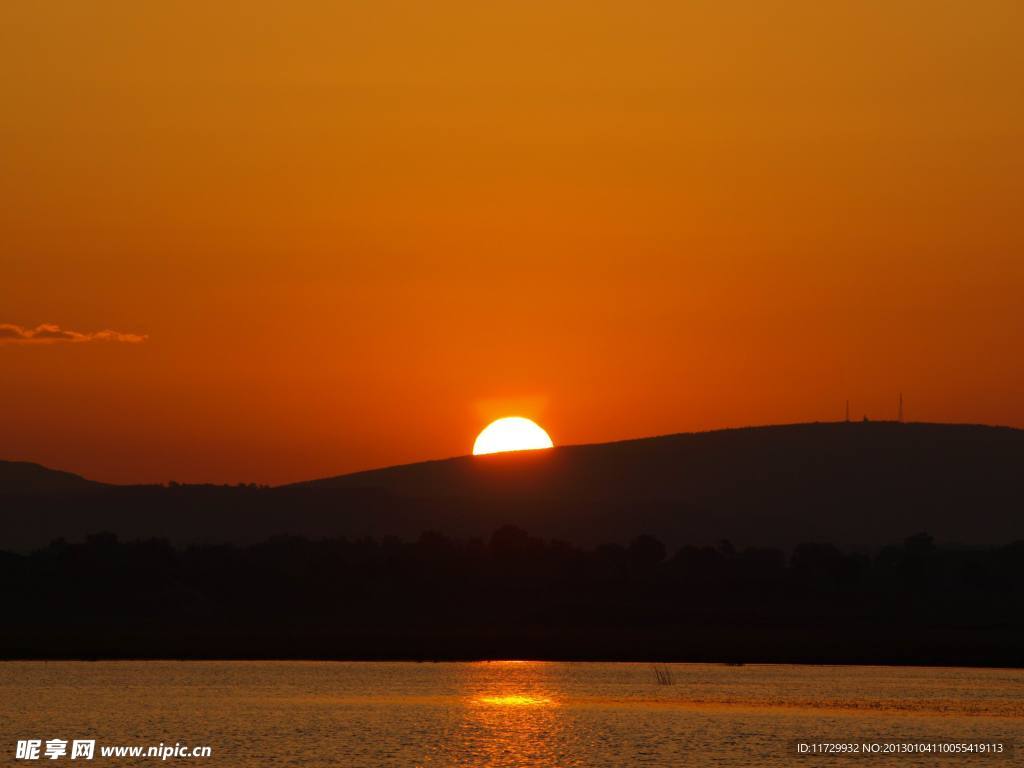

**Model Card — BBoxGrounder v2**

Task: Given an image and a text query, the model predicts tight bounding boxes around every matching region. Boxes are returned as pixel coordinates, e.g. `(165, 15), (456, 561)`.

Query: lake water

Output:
(2, 662), (1021, 766)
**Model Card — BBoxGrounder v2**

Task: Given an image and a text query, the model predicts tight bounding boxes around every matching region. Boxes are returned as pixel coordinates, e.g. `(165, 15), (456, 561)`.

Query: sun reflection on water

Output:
(441, 661), (567, 766)
(475, 694), (555, 707)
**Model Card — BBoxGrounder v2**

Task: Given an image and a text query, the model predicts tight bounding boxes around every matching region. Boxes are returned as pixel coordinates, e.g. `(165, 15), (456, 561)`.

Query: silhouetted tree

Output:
(1, 527), (1021, 665)
(628, 535), (667, 570)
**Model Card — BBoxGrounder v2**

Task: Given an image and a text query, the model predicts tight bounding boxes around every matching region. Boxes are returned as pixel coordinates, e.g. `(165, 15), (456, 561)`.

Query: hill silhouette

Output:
(289, 420), (1024, 548)
(0, 460), (107, 494)
(1, 421), (1022, 552)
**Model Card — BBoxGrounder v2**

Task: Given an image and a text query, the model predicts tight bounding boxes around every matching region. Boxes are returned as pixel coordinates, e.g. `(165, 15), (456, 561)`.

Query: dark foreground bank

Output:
(3, 528), (1023, 666)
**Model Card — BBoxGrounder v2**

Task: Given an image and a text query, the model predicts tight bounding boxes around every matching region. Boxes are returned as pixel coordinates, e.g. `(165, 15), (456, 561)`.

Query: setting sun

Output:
(472, 417), (554, 456)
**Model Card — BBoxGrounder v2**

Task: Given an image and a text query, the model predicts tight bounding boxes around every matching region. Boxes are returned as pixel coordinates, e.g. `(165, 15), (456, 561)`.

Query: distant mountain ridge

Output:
(292, 419), (1023, 502)
(0, 460), (107, 494)
(2, 421), (1022, 551)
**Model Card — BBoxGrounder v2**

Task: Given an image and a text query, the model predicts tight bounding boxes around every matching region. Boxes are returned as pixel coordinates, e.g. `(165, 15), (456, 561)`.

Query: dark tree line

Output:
(2, 528), (1023, 665)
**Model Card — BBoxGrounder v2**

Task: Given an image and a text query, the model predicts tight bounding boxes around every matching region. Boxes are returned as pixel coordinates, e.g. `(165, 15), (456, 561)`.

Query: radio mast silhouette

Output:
(898, 392), (904, 423)
(845, 400), (850, 422)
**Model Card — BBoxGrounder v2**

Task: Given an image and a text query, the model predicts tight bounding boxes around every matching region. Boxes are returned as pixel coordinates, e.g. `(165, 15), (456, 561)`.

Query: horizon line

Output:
(5, 418), (1019, 489)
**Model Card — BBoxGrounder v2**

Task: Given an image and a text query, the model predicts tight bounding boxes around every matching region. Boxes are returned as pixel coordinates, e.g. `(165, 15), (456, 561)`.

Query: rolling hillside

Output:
(2, 421), (1022, 551)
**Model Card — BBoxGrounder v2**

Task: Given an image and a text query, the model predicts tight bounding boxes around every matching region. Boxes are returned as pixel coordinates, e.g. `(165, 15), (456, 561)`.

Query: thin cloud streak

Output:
(0, 323), (147, 344)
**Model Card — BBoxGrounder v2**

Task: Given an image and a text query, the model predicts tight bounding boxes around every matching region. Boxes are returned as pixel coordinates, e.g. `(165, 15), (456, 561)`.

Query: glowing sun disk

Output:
(472, 417), (554, 456)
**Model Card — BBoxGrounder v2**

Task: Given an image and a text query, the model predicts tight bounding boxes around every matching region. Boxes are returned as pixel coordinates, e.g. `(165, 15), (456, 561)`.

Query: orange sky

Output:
(2, 1), (1022, 485)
